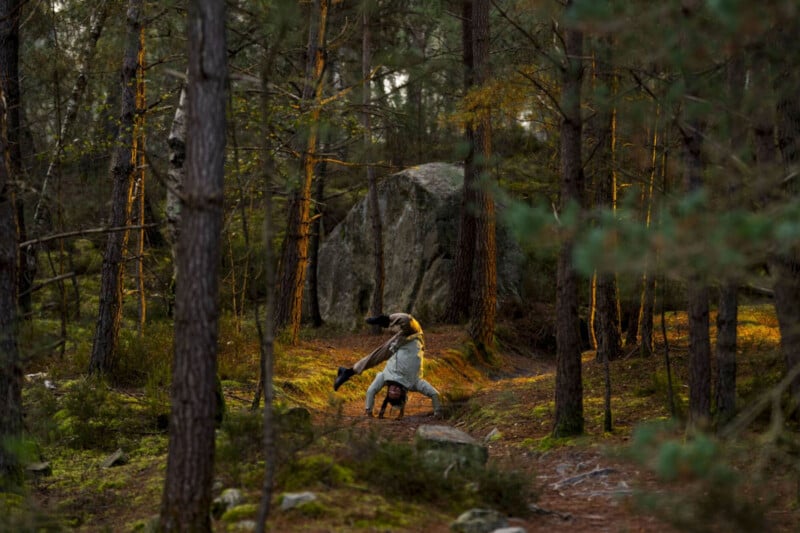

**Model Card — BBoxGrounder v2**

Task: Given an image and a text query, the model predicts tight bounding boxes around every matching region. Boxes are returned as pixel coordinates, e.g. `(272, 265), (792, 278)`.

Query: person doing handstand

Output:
(333, 313), (442, 418)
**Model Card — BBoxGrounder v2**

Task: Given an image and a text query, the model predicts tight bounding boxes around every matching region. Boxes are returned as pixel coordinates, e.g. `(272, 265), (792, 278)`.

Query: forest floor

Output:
(17, 305), (800, 532)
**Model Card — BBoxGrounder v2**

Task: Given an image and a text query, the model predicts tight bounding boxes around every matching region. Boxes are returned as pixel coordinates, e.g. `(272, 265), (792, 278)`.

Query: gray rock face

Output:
(316, 163), (522, 328)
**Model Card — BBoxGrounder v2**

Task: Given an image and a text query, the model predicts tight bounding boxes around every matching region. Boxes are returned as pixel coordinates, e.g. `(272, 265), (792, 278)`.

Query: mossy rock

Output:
(221, 503), (258, 523)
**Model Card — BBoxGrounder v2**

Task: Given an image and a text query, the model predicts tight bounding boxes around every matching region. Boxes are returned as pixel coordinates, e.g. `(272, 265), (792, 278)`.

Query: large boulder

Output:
(315, 162), (522, 329)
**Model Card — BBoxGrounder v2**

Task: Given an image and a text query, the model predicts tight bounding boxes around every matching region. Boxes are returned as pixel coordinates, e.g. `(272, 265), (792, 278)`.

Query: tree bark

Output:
(443, 0), (476, 325)
(159, 0), (227, 529)
(0, 0), (26, 318)
(165, 83), (188, 316)
(715, 53), (745, 425)
(363, 2), (384, 330)
(88, 0), (141, 376)
(684, 119), (711, 425)
(590, 37), (622, 364)
(771, 21), (800, 406)
(274, 0), (328, 343)
(0, 69), (22, 488)
(466, 0), (496, 357)
(553, 3), (585, 438)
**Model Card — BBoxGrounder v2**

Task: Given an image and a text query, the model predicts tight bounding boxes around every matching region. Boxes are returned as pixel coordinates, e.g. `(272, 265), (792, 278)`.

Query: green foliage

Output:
(278, 454), (354, 491)
(625, 422), (768, 532)
(52, 376), (151, 450)
(113, 323), (173, 388)
(343, 434), (536, 516)
(0, 492), (62, 532)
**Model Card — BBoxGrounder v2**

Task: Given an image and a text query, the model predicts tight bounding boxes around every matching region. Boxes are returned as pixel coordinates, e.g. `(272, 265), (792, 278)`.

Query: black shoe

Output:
(333, 367), (355, 391)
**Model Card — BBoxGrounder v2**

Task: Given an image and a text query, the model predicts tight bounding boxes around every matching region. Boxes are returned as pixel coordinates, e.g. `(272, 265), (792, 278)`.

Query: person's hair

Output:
(385, 382), (407, 407)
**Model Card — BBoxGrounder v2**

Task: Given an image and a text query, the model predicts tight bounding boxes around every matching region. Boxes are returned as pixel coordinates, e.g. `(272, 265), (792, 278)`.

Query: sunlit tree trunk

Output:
(134, 25), (147, 334)
(89, 0), (141, 376)
(639, 107), (661, 358)
(467, 0), (496, 357)
(0, 79), (23, 488)
(275, 0), (328, 343)
(443, 0), (475, 325)
(159, 0), (227, 529)
(553, 2), (585, 438)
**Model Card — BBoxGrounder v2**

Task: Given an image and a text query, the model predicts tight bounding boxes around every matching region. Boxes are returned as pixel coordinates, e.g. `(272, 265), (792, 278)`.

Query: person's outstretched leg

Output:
(333, 332), (399, 391)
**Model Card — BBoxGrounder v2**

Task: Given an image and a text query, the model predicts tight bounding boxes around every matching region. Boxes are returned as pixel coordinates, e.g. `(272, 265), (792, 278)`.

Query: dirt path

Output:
(310, 328), (675, 532)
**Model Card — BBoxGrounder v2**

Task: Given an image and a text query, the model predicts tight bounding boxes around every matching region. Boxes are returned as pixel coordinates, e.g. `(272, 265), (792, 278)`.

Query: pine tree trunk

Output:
(88, 0), (141, 376)
(275, 0), (328, 343)
(0, 79), (23, 488)
(159, 0), (227, 529)
(553, 5), (585, 438)
(772, 21), (800, 405)
(684, 119), (711, 424)
(363, 4), (384, 329)
(715, 53), (745, 424)
(467, 0), (496, 356)
(443, 0), (475, 325)
(590, 37), (622, 363)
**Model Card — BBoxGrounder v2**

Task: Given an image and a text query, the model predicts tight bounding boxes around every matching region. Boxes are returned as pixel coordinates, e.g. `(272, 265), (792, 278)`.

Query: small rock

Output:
(491, 528), (526, 533)
(230, 520), (256, 531)
(280, 491), (316, 511)
(101, 448), (128, 468)
(212, 488), (244, 519)
(450, 508), (508, 533)
(26, 462), (52, 477)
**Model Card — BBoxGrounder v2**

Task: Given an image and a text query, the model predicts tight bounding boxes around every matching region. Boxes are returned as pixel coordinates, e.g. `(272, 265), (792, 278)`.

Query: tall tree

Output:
(363, 0), (384, 331)
(88, 0), (142, 376)
(0, 0), (25, 317)
(442, 0), (476, 325)
(165, 83), (188, 316)
(681, 6), (711, 427)
(0, 76), (22, 489)
(770, 20), (800, 407)
(589, 37), (622, 365)
(274, 0), (328, 343)
(467, 0), (496, 357)
(553, 0), (585, 438)
(715, 52), (745, 424)
(159, 0), (227, 528)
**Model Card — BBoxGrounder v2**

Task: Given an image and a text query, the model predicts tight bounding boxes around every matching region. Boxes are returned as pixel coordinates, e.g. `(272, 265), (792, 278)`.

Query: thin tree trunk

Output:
(166, 83), (188, 317)
(274, 0), (328, 343)
(159, 0), (227, 528)
(684, 119), (711, 425)
(443, 0), (475, 325)
(553, 2), (585, 438)
(715, 52), (745, 425)
(639, 106), (661, 358)
(255, 58), (278, 533)
(363, 3), (384, 331)
(88, 0), (142, 376)
(591, 37), (622, 364)
(467, 0), (496, 357)
(135, 25), (146, 334)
